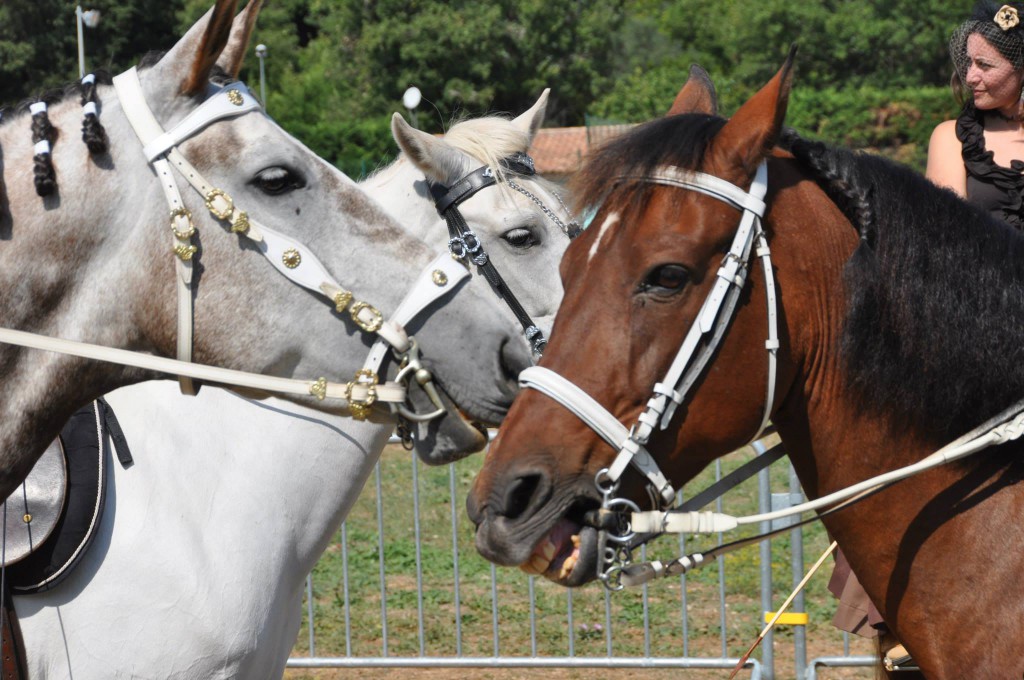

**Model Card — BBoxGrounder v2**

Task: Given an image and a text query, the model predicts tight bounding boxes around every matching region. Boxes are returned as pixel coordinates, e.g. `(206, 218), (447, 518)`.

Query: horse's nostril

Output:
(500, 473), (542, 520)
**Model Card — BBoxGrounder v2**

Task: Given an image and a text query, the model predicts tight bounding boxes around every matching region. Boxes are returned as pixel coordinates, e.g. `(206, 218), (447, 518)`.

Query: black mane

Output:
(577, 115), (1024, 443)
(789, 136), (1024, 442)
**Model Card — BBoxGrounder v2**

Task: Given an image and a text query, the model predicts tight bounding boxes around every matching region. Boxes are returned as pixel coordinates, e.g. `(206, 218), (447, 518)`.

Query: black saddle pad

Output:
(7, 398), (131, 594)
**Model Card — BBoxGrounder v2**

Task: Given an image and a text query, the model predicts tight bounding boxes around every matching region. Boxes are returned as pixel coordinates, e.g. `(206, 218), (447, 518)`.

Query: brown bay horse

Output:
(467, 50), (1024, 678)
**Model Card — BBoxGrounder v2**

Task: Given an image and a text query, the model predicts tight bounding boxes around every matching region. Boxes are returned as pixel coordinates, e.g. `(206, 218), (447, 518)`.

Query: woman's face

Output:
(965, 33), (1024, 110)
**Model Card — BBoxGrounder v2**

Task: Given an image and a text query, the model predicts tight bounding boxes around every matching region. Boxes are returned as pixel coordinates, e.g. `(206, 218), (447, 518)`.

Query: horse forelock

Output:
(788, 137), (1024, 442)
(570, 114), (726, 228)
(443, 116), (530, 177)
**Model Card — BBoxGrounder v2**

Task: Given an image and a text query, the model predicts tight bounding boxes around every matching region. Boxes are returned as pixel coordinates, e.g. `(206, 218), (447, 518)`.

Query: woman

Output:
(927, 1), (1024, 228)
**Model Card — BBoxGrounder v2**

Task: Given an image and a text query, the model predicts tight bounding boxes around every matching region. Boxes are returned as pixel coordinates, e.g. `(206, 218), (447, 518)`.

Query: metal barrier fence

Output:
(286, 437), (878, 679)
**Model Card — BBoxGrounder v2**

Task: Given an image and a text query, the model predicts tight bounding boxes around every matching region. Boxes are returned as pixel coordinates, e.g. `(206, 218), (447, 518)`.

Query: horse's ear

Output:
(667, 65), (717, 116)
(164, 0), (239, 96)
(510, 88), (549, 145)
(215, 0), (263, 80)
(708, 44), (798, 177)
(391, 112), (466, 183)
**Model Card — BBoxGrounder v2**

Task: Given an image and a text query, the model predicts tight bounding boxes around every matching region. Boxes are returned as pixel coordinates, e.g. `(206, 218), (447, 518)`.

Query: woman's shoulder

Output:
(930, 119), (959, 145)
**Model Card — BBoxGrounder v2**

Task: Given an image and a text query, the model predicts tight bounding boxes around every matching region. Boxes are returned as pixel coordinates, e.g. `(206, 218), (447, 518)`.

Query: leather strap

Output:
(1, 582), (27, 680)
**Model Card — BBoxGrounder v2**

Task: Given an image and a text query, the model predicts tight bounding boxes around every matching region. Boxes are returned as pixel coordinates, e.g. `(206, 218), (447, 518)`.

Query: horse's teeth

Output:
(559, 553), (578, 579)
(541, 541), (556, 561)
(571, 534), (580, 547)
(520, 559), (542, 576)
(529, 553), (550, 574)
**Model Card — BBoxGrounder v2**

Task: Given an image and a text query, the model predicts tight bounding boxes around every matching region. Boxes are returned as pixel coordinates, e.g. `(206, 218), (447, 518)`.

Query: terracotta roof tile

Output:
(528, 124), (635, 178)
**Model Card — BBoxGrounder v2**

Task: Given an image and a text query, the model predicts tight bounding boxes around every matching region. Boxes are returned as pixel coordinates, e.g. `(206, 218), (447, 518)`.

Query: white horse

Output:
(0, 0), (530, 501)
(10, 23), (574, 680)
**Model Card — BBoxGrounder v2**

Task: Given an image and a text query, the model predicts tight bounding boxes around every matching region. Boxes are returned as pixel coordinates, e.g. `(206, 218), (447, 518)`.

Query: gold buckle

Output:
(350, 301), (383, 333)
(170, 207), (195, 240)
(345, 369), (378, 420)
(205, 189), (234, 221)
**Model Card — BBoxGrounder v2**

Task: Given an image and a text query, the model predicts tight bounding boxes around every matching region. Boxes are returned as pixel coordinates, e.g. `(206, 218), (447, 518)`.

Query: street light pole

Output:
(75, 6), (101, 78)
(255, 44), (267, 110)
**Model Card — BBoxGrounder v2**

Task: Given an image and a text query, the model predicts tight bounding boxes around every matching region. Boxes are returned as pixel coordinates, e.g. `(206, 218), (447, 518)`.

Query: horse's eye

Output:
(253, 167), (304, 195)
(642, 264), (689, 295)
(502, 227), (540, 250)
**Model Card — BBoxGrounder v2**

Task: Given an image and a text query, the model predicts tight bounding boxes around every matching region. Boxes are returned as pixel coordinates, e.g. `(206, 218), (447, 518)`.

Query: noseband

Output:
(517, 161), (779, 588)
(429, 151), (580, 355)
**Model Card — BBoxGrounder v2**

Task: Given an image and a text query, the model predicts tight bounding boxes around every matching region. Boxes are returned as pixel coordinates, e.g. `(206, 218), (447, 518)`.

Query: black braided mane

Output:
(785, 133), (1024, 442)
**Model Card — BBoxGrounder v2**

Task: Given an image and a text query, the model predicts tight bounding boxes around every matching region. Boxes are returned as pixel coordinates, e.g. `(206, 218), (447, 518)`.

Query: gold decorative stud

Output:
(174, 243), (198, 261)
(309, 377), (328, 400)
(169, 207), (196, 240)
(282, 248), (302, 269)
(350, 301), (383, 333)
(23, 514), (31, 524)
(230, 210), (250, 234)
(227, 89), (244, 106)
(205, 188), (234, 221)
(432, 270), (448, 286)
(333, 290), (354, 312)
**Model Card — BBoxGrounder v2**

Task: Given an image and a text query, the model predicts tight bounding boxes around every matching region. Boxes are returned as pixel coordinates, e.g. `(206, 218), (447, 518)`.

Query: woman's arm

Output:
(926, 119), (967, 197)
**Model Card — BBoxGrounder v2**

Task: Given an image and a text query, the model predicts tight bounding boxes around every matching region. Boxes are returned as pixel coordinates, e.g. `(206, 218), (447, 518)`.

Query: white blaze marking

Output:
(588, 211), (620, 262)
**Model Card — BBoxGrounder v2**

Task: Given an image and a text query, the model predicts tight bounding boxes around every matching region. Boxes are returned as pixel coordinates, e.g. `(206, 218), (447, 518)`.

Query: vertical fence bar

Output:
(603, 584), (613, 656)
(448, 463), (463, 656)
(412, 452), (425, 656)
(375, 461), (389, 656)
(715, 459), (728, 658)
(490, 563), (500, 656)
(678, 488), (690, 658)
(306, 574), (315, 657)
(641, 542), (651, 657)
(341, 522), (352, 656)
(567, 587), (575, 656)
(529, 576), (537, 656)
(755, 440), (775, 680)
(790, 464), (807, 678)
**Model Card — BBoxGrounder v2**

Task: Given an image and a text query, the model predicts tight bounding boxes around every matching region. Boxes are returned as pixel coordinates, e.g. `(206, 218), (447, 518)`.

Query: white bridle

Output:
(516, 161), (778, 585)
(519, 159), (1024, 590)
(0, 67), (470, 420)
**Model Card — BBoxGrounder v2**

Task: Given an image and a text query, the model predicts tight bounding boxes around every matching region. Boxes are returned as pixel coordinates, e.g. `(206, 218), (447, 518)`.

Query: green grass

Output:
(289, 436), (875, 675)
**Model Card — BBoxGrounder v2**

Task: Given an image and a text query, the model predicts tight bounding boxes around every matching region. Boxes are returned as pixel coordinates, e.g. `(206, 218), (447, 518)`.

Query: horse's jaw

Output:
(407, 381), (490, 464)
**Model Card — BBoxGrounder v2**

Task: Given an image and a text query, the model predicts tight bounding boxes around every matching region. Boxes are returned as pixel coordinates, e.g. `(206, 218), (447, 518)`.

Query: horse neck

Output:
(0, 91), (165, 486)
(764, 161), (1024, 648)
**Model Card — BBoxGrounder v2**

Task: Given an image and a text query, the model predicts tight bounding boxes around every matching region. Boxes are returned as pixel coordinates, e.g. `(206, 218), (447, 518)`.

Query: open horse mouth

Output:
(518, 519), (601, 586)
(469, 486), (603, 587)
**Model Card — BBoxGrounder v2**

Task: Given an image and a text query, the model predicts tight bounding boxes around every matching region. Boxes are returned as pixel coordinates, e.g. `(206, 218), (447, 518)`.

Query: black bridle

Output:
(429, 152), (580, 355)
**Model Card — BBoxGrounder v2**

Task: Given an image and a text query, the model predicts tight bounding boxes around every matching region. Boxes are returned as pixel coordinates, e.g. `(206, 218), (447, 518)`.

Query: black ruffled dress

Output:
(956, 103), (1024, 230)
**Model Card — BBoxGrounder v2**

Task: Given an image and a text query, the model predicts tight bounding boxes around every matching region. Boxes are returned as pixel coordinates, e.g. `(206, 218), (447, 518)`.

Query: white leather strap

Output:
(0, 326), (405, 407)
(142, 82), (262, 161)
(519, 366), (674, 502)
(363, 254), (469, 375)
